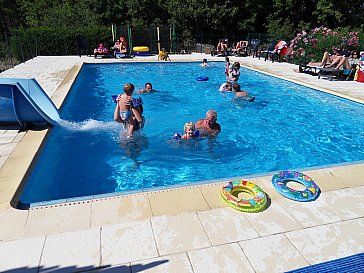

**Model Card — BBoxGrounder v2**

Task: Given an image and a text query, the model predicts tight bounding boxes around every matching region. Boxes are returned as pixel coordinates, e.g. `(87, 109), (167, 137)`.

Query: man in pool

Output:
(114, 83), (144, 136)
(138, 82), (157, 94)
(195, 110), (221, 136)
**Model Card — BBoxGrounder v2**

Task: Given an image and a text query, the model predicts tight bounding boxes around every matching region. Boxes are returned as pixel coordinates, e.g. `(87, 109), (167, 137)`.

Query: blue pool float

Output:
(111, 95), (143, 107)
(172, 130), (200, 139)
(196, 76), (208, 81)
(272, 170), (320, 202)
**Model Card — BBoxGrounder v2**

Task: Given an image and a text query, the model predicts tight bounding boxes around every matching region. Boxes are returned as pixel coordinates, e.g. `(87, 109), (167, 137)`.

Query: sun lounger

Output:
(318, 67), (354, 81)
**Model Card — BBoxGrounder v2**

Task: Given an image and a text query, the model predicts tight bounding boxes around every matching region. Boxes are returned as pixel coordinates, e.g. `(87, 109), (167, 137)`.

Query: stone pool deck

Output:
(0, 54), (363, 272)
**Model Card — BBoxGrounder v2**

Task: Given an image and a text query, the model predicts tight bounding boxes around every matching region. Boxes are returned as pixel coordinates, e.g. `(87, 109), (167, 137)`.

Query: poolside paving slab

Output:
(197, 182), (227, 209)
(239, 234), (309, 273)
(277, 197), (342, 228)
(147, 187), (209, 216)
(245, 201), (303, 236)
(24, 202), (92, 237)
(0, 236), (45, 272)
(90, 194), (153, 227)
(319, 186), (364, 220)
(101, 219), (158, 265)
(187, 243), (255, 273)
(131, 252), (194, 273)
(197, 207), (259, 245)
(285, 217), (364, 265)
(0, 207), (28, 241)
(151, 212), (211, 256)
(39, 228), (100, 272)
(328, 163), (364, 188)
(304, 168), (350, 192)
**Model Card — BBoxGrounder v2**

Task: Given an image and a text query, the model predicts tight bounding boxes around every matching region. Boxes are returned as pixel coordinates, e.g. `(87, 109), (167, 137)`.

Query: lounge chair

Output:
(235, 41), (249, 56)
(259, 40), (277, 62)
(318, 66), (355, 81)
(248, 39), (261, 58)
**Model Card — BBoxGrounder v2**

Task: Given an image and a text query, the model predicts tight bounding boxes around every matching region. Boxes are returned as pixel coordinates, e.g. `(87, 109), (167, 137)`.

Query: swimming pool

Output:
(19, 62), (364, 205)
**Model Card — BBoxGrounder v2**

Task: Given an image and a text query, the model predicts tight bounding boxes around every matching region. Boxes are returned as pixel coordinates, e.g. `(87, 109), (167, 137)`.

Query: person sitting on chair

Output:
(326, 51), (362, 70)
(216, 39), (228, 55)
(119, 37), (128, 53)
(235, 41), (248, 55)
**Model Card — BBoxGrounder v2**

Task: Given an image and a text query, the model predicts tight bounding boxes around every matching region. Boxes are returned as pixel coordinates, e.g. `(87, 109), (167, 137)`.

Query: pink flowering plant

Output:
(288, 26), (361, 64)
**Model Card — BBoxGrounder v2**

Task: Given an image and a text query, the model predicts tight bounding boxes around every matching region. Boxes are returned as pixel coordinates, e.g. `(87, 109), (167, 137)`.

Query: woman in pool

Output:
(114, 83), (144, 136)
(201, 58), (208, 67)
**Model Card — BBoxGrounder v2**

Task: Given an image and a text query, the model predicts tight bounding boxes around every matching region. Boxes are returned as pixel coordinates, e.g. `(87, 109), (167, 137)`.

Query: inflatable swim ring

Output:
(272, 170), (320, 202)
(133, 46), (149, 52)
(221, 180), (267, 212)
(172, 130), (200, 139)
(196, 76), (209, 81)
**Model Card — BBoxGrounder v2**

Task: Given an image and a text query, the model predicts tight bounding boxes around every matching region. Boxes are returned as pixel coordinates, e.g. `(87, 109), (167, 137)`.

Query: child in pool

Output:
(181, 122), (199, 140)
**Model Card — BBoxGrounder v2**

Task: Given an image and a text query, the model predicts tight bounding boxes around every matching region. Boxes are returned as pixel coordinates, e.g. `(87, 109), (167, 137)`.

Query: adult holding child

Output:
(114, 83), (144, 137)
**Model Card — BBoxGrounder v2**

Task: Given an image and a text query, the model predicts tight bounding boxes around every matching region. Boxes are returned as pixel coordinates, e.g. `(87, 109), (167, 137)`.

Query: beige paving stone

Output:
(239, 234), (309, 273)
(245, 201), (302, 236)
(0, 156), (7, 169)
(151, 212), (211, 256)
(0, 236), (45, 272)
(24, 202), (92, 237)
(101, 219), (158, 265)
(0, 207), (28, 240)
(329, 164), (364, 188)
(147, 187), (209, 216)
(188, 243), (254, 273)
(0, 143), (18, 156)
(131, 253), (194, 273)
(198, 207), (259, 245)
(319, 186), (364, 220)
(304, 168), (348, 192)
(278, 197), (341, 228)
(40, 228), (100, 271)
(286, 218), (364, 264)
(199, 183), (227, 209)
(91, 194), (152, 227)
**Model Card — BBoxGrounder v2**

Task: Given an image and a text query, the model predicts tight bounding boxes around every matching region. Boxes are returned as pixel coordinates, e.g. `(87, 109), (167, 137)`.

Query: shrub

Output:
(10, 27), (111, 61)
(288, 26), (362, 64)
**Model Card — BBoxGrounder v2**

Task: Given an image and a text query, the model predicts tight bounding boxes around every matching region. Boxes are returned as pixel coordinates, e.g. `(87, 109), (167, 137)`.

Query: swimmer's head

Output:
(232, 83), (241, 92)
(144, 82), (152, 92)
(225, 82), (232, 91)
(184, 122), (196, 135)
(124, 83), (135, 95)
(203, 58), (207, 63)
(233, 62), (240, 69)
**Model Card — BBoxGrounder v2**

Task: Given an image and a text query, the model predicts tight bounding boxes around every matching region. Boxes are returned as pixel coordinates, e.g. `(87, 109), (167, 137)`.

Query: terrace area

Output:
(0, 54), (363, 272)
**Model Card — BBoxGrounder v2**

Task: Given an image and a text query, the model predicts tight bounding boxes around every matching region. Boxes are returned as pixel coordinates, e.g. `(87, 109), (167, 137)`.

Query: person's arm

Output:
(131, 107), (143, 123)
(114, 102), (122, 123)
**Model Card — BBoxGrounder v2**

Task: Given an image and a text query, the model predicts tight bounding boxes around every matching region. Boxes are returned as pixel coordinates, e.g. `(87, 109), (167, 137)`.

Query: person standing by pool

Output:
(195, 110), (221, 136)
(114, 83), (144, 136)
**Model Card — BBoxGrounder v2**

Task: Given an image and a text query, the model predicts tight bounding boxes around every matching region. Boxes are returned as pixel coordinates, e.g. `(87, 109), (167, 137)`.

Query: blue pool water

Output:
(20, 62), (364, 204)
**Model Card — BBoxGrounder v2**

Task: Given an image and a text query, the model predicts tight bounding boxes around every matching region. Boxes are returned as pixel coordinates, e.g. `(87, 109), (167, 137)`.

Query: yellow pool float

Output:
(133, 46), (149, 52)
(221, 180), (268, 212)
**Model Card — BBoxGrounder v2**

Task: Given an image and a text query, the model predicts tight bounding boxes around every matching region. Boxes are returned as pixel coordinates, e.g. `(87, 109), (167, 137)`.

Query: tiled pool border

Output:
(2, 59), (364, 211)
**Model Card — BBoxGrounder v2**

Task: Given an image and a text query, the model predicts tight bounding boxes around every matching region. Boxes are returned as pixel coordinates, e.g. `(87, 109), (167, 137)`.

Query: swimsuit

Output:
(119, 111), (131, 122)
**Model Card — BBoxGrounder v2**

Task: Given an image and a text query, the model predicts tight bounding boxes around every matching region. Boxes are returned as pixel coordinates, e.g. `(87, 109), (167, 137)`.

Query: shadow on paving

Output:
(2, 260), (169, 273)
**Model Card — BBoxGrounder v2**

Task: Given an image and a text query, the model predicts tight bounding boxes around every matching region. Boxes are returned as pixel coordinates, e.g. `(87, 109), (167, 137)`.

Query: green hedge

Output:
(10, 27), (112, 61)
